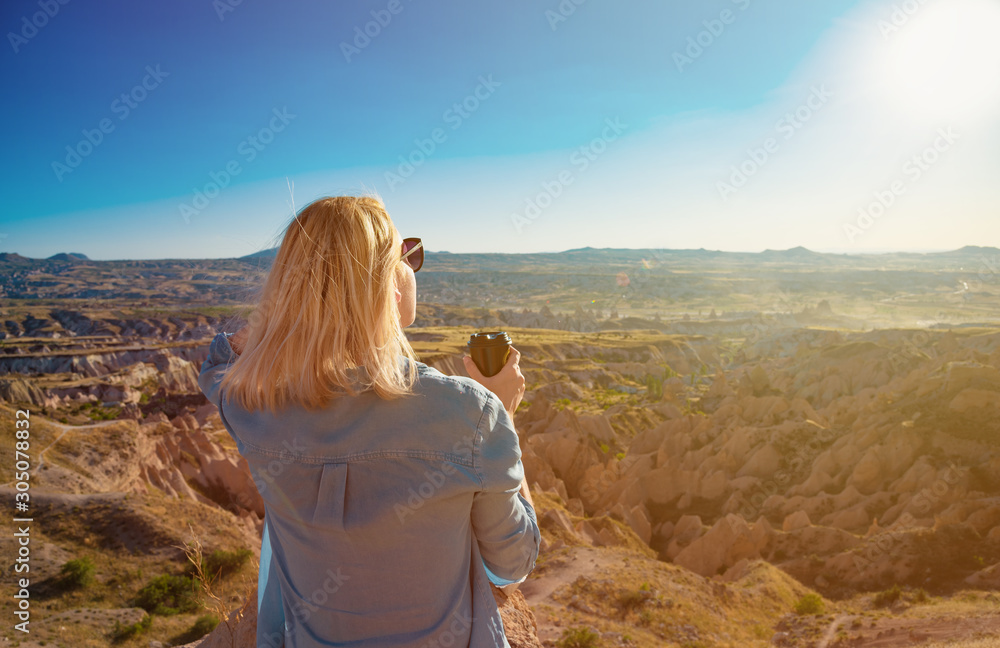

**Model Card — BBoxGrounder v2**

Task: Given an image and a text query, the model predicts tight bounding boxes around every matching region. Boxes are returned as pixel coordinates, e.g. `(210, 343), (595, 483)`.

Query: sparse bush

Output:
(191, 614), (219, 635)
(644, 374), (663, 399)
(557, 626), (600, 648)
(794, 593), (825, 615)
(171, 614), (219, 644)
(912, 588), (929, 603)
(201, 548), (252, 579)
(554, 398), (571, 411)
(88, 405), (121, 421)
(59, 556), (96, 588)
(599, 443), (610, 454)
(873, 584), (902, 608)
(617, 587), (652, 615)
(111, 613), (152, 641)
(134, 574), (199, 615)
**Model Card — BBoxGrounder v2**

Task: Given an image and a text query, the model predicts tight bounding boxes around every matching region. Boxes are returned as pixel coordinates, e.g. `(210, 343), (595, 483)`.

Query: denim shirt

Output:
(198, 332), (540, 648)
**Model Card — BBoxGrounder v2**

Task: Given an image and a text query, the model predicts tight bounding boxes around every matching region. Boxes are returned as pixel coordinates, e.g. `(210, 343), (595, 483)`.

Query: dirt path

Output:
(2, 417), (120, 486)
(817, 615), (854, 648)
(519, 545), (626, 644)
(843, 613), (1000, 647)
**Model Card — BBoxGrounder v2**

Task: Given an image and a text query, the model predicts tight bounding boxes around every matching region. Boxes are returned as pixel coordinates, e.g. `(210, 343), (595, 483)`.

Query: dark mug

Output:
(467, 331), (511, 378)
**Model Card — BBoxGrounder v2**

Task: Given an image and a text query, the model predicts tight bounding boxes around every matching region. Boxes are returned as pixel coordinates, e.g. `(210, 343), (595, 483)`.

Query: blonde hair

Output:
(220, 195), (418, 412)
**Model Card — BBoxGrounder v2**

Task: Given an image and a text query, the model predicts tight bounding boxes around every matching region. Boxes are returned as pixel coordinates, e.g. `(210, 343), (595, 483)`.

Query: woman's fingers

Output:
(462, 355), (484, 381)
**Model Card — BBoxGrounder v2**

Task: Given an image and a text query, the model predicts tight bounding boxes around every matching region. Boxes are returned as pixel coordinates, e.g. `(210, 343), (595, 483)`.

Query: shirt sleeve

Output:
(471, 392), (540, 583)
(197, 332), (240, 445)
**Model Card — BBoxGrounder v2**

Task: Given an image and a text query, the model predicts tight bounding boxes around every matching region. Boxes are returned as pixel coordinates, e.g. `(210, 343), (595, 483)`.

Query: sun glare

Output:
(877, 0), (1000, 124)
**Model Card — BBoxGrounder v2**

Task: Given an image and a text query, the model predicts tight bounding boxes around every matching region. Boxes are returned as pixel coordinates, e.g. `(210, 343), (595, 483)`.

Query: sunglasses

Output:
(401, 237), (424, 272)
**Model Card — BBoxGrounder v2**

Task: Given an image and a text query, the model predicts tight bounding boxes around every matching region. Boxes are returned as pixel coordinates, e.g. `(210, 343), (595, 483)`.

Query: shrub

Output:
(873, 584), (902, 608)
(134, 574), (199, 615)
(201, 548), (252, 579)
(90, 405), (121, 421)
(794, 593), (825, 615)
(171, 614), (219, 644)
(191, 614), (219, 635)
(111, 613), (152, 641)
(59, 557), (96, 588)
(644, 374), (663, 399)
(557, 626), (600, 648)
(617, 588), (652, 614)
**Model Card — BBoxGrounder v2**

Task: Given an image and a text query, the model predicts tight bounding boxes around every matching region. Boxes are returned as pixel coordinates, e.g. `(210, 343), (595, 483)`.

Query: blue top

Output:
(198, 332), (540, 648)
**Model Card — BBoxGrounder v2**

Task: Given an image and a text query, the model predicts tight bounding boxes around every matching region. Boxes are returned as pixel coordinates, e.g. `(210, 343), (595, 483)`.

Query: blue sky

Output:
(2, 0), (999, 259)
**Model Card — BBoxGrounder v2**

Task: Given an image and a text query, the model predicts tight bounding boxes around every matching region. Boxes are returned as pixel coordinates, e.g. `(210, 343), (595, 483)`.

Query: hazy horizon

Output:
(5, 244), (1000, 263)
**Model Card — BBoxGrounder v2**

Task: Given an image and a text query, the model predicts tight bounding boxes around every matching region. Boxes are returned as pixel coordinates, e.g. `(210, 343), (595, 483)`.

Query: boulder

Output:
(674, 514), (761, 577)
(782, 510), (811, 533)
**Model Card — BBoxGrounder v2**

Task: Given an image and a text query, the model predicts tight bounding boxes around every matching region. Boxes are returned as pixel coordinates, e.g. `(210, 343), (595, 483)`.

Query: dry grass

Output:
(924, 639), (1000, 648)
(176, 523), (259, 644)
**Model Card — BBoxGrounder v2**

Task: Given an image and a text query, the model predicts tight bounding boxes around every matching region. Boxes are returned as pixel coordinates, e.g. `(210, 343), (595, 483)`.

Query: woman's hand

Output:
(462, 346), (526, 418)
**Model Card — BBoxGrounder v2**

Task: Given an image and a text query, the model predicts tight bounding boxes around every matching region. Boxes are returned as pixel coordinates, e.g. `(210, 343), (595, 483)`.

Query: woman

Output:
(197, 196), (539, 648)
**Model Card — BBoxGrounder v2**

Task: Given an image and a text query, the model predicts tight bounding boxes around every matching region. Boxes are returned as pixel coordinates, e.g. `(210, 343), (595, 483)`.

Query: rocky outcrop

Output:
(137, 417), (265, 522)
(0, 377), (51, 407)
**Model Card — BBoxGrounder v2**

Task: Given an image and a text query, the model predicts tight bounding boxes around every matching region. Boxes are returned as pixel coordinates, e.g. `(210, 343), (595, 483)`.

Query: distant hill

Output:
(46, 252), (90, 262)
(758, 246), (828, 261)
(943, 245), (1000, 256)
(239, 248), (278, 260)
(0, 252), (30, 263)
